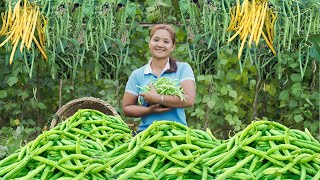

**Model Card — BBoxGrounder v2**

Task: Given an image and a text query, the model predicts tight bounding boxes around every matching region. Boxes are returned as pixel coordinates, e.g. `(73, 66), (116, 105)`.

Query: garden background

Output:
(0, 0), (319, 158)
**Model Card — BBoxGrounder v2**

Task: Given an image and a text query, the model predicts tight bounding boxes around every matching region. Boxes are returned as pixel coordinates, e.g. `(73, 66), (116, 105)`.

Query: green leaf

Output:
(229, 104), (238, 113)
(202, 95), (210, 103)
(197, 75), (205, 81)
(0, 146), (7, 159)
(229, 90), (237, 98)
(18, 91), (29, 101)
(304, 121), (311, 128)
(0, 90), (7, 98)
(310, 45), (320, 62)
(207, 100), (215, 109)
(227, 85), (233, 91)
(234, 125), (241, 131)
(7, 77), (18, 86)
(220, 86), (228, 96)
(280, 101), (287, 108)
(294, 115), (304, 123)
(291, 74), (302, 82)
(289, 63), (299, 68)
(279, 91), (289, 101)
(10, 119), (20, 126)
(289, 100), (298, 108)
(225, 114), (233, 123)
(310, 122), (319, 134)
(305, 98), (314, 107)
(38, 102), (47, 110)
(292, 88), (301, 97)
(220, 59), (227, 65)
(266, 84), (277, 96)
(70, 38), (80, 49)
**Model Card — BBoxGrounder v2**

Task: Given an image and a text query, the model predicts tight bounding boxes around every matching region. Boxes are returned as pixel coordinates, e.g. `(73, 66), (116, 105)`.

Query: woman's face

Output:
(149, 29), (175, 60)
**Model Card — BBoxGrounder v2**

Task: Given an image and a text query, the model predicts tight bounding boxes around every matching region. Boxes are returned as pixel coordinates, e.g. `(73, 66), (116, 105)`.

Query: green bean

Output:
(32, 156), (56, 167)
(300, 164), (307, 180)
(167, 144), (200, 155)
(57, 154), (91, 165)
(257, 135), (297, 142)
(55, 163), (77, 177)
(204, 151), (228, 167)
(180, 151), (207, 174)
(304, 128), (319, 143)
(203, 142), (227, 159)
(227, 134), (236, 151)
(48, 171), (63, 180)
(266, 144), (300, 155)
(154, 161), (174, 176)
(0, 162), (20, 176)
(206, 128), (220, 142)
(150, 155), (161, 172)
(298, 153), (319, 164)
(0, 152), (19, 167)
(15, 164), (46, 180)
(279, 154), (310, 173)
(253, 161), (272, 176)
(118, 154), (156, 180)
(249, 155), (259, 172)
(269, 154), (295, 161)
(242, 146), (301, 175)
(297, 3), (301, 35)
(2, 157), (30, 179)
(143, 146), (202, 175)
(305, 9), (313, 41)
(164, 167), (183, 175)
(74, 163), (101, 180)
(291, 140), (320, 152)
(40, 165), (52, 180)
(216, 154), (255, 180)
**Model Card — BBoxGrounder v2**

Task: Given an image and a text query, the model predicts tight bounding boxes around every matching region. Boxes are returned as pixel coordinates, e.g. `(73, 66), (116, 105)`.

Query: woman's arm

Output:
(140, 80), (196, 108)
(122, 93), (171, 117)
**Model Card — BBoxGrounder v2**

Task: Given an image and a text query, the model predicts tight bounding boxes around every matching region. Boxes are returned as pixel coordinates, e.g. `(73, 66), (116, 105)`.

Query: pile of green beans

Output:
(0, 109), (132, 179)
(1, 112), (319, 179)
(205, 121), (320, 180)
(138, 77), (186, 101)
(106, 120), (222, 179)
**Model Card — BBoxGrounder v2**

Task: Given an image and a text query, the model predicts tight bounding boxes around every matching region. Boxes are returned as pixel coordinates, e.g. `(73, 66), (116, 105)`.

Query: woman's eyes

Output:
(153, 39), (170, 44)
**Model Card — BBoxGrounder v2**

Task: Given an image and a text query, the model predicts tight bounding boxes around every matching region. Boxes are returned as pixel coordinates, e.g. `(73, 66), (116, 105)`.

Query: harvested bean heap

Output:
(0, 109), (132, 179)
(0, 110), (319, 179)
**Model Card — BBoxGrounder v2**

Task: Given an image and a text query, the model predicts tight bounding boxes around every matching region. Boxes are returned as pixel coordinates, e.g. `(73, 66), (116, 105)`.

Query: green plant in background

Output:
(0, 119), (40, 159)
(136, 0), (181, 23)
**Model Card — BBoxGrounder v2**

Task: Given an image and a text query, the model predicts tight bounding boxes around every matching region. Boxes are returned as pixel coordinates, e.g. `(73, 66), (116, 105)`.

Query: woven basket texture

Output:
(50, 97), (118, 128)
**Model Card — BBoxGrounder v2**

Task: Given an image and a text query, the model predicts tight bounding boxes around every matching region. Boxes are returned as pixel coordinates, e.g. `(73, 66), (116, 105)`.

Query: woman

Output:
(122, 24), (196, 133)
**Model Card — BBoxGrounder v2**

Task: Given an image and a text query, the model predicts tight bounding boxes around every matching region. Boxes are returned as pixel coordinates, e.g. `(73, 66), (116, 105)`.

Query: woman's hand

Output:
(139, 85), (161, 105)
(149, 104), (171, 113)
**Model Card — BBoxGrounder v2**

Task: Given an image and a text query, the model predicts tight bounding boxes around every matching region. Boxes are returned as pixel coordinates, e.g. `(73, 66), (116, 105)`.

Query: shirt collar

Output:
(144, 58), (170, 74)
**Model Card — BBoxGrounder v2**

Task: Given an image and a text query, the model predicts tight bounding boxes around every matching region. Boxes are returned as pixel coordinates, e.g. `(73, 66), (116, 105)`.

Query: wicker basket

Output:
(50, 97), (118, 129)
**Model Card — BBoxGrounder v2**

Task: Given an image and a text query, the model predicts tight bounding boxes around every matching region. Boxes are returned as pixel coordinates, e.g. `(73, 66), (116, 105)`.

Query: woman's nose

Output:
(156, 42), (164, 47)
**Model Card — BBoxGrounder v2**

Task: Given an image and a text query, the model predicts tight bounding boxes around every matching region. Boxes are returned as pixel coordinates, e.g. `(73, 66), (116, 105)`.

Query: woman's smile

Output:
(149, 29), (174, 60)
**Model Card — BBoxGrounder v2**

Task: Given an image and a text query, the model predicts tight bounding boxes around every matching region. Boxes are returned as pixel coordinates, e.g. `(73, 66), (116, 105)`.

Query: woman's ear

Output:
(171, 44), (175, 52)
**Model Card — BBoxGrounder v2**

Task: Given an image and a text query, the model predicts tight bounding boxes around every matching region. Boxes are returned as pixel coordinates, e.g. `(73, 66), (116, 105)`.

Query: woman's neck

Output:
(151, 57), (169, 76)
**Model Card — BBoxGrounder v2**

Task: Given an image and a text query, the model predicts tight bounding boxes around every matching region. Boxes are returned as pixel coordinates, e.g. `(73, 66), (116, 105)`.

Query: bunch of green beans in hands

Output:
(138, 77), (186, 101)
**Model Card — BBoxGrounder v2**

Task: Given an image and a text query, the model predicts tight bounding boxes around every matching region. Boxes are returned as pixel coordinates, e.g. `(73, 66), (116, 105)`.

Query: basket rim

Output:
(50, 97), (119, 129)
(55, 96), (118, 117)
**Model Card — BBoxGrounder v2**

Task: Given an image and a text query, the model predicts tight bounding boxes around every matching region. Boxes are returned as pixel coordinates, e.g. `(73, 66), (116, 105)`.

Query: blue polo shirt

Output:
(125, 59), (195, 131)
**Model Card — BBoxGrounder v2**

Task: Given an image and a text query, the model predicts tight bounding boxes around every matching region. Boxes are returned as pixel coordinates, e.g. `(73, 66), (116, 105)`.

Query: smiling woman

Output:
(122, 24), (196, 134)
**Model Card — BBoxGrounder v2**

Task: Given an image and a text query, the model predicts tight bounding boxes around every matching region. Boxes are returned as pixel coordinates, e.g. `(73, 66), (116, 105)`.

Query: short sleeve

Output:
(180, 63), (195, 83)
(125, 70), (140, 96)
